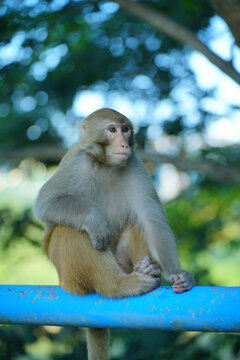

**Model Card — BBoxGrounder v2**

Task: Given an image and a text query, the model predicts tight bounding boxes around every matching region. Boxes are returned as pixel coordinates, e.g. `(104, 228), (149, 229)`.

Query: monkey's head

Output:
(80, 108), (134, 167)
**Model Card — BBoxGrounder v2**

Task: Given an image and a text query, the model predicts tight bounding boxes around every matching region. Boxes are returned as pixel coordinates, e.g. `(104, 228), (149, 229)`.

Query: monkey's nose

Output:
(121, 144), (129, 149)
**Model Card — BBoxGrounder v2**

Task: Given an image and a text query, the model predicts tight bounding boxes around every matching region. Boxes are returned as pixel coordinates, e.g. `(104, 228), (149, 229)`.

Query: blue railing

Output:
(0, 285), (239, 332)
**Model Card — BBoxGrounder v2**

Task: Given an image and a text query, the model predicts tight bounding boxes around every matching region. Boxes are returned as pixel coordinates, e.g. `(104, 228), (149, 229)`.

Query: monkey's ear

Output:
(81, 143), (105, 163)
(80, 121), (87, 138)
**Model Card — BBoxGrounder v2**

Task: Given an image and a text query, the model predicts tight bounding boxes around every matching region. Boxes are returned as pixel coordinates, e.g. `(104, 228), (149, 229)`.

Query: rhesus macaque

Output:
(35, 108), (194, 360)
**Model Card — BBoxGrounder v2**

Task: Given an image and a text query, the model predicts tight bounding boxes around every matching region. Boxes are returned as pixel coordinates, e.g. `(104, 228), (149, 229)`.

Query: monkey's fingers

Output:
(173, 281), (189, 292)
(143, 264), (161, 277)
(134, 256), (150, 271)
(173, 286), (189, 293)
(92, 238), (105, 250)
(173, 276), (185, 285)
(93, 240), (108, 250)
(171, 271), (195, 293)
(169, 274), (180, 283)
(101, 236), (112, 249)
(92, 234), (113, 250)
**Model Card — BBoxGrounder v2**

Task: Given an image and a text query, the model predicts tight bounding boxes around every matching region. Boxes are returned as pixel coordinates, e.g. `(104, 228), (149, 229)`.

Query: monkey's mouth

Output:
(114, 152), (129, 157)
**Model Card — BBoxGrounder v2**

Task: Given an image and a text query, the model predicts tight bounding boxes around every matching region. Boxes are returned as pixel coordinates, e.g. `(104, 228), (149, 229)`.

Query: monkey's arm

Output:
(131, 157), (195, 292)
(140, 206), (182, 279)
(34, 147), (113, 250)
(35, 192), (112, 250)
(139, 202), (194, 292)
(35, 190), (113, 250)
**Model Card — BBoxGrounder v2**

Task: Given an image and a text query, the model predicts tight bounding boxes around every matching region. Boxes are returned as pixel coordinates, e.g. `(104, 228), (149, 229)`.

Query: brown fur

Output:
(46, 224), (158, 360)
(47, 224), (155, 297)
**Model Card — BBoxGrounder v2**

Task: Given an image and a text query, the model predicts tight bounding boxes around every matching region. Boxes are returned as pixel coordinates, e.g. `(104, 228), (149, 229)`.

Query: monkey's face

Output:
(81, 108), (134, 167)
(103, 122), (133, 166)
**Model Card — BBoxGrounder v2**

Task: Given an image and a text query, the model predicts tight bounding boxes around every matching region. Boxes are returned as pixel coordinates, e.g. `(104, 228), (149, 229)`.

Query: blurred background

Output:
(0, 0), (240, 359)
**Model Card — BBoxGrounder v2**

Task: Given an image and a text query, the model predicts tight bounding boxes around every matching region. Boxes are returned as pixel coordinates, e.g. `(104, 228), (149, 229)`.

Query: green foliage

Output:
(0, 208), (41, 248)
(0, 325), (88, 360)
(0, 0), (213, 151)
(166, 184), (240, 286)
(0, 326), (239, 360)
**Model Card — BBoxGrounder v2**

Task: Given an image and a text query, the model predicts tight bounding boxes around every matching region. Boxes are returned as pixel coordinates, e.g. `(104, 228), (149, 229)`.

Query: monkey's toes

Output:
(137, 274), (160, 294)
(134, 256), (161, 278)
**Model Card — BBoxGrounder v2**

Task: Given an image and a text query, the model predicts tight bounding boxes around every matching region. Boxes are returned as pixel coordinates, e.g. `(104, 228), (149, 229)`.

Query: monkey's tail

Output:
(86, 328), (110, 360)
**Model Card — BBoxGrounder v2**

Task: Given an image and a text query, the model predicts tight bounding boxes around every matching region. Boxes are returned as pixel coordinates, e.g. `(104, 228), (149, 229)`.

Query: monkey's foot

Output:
(170, 271), (195, 293)
(134, 273), (161, 294)
(118, 271), (160, 297)
(134, 256), (161, 278)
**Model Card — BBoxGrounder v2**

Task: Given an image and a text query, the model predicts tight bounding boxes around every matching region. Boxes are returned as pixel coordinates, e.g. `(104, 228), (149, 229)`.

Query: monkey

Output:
(34, 108), (195, 360)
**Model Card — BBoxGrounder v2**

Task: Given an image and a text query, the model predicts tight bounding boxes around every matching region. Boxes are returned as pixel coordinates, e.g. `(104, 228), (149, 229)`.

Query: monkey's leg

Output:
(48, 225), (160, 298)
(48, 225), (159, 360)
(115, 225), (161, 279)
(48, 225), (160, 360)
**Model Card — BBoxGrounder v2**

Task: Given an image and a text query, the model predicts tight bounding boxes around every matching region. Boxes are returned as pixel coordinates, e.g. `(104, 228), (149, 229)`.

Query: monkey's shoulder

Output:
(127, 154), (150, 177)
(59, 142), (91, 168)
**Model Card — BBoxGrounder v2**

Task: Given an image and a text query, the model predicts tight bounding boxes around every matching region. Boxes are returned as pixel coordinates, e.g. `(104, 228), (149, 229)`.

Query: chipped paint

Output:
(18, 291), (28, 298)
(33, 292), (42, 303)
(188, 310), (195, 318)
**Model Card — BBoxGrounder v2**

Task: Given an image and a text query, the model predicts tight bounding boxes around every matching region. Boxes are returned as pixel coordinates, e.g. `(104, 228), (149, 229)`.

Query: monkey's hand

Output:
(170, 271), (195, 293)
(134, 256), (161, 279)
(83, 207), (113, 250)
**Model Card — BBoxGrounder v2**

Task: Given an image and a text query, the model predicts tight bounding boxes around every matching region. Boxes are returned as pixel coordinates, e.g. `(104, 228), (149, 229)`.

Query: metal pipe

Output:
(0, 285), (239, 332)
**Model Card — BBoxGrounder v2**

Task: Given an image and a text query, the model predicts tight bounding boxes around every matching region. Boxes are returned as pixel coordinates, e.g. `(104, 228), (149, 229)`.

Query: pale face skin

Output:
(104, 122), (132, 166)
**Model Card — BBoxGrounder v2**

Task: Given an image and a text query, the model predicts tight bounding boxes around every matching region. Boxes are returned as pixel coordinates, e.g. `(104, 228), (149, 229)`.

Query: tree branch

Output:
(112, 0), (240, 84)
(210, 0), (240, 47)
(0, 146), (66, 163)
(138, 150), (240, 184)
(1, 146), (240, 184)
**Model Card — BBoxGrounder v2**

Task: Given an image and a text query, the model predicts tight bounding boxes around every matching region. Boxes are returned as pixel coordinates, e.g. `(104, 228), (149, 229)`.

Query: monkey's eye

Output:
(108, 126), (117, 133)
(122, 126), (130, 133)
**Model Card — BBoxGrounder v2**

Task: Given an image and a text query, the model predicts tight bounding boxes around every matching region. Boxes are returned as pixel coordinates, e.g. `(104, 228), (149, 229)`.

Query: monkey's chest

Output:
(95, 186), (129, 230)
(81, 173), (130, 230)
